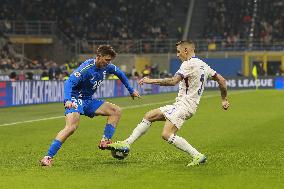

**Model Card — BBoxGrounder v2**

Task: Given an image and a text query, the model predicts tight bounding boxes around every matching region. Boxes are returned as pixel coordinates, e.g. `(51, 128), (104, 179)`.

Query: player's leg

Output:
(40, 112), (80, 166)
(162, 119), (199, 156)
(162, 120), (206, 166)
(55, 112), (80, 142)
(94, 101), (122, 149)
(123, 108), (165, 145)
(41, 97), (83, 166)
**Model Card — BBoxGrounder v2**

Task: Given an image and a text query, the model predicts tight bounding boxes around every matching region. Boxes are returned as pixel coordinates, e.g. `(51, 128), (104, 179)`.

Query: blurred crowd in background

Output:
(0, 0), (182, 40)
(0, 0), (185, 81)
(0, 0), (284, 80)
(1, 0), (282, 42)
(204, 0), (284, 48)
(0, 31), (74, 81)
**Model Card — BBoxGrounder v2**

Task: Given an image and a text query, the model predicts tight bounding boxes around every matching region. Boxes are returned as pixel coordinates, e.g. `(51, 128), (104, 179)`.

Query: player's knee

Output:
(161, 131), (171, 141)
(111, 106), (122, 117)
(144, 111), (154, 122)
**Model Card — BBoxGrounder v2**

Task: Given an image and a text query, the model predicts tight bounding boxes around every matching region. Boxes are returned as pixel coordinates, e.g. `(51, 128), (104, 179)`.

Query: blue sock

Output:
(103, 124), (115, 140)
(47, 139), (62, 158)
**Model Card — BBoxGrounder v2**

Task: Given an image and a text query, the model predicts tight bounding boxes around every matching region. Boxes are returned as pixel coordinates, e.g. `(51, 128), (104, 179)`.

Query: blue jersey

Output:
(64, 59), (134, 101)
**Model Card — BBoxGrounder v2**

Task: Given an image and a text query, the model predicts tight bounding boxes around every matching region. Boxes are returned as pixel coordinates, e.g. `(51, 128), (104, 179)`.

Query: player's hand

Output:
(64, 100), (77, 109)
(222, 99), (229, 110)
(138, 77), (151, 85)
(131, 90), (141, 100)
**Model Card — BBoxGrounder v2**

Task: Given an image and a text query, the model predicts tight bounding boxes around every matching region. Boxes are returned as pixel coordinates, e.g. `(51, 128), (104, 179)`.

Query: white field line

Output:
(0, 90), (250, 127)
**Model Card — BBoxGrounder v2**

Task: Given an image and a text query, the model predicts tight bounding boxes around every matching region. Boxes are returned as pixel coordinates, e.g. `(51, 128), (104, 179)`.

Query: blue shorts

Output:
(65, 97), (105, 118)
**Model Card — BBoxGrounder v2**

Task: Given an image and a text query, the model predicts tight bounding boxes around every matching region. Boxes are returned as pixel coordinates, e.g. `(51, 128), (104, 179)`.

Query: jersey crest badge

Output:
(74, 72), (81, 77)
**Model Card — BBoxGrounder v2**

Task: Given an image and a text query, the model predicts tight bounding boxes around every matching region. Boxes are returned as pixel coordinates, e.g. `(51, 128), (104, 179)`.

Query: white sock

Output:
(168, 134), (200, 157)
(124, 118), (151, 145)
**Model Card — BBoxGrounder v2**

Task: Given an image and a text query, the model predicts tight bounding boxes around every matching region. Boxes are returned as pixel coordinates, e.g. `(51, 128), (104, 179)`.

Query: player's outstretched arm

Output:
(212, 73), (229, 110)
(139, 75), (183, 86)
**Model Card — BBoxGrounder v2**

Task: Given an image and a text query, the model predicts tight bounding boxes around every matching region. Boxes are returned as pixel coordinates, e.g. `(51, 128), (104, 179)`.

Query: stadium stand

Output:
(0, 0), (187, 40)
(202, 0), (284, 51)
(0, 0), (283, 79)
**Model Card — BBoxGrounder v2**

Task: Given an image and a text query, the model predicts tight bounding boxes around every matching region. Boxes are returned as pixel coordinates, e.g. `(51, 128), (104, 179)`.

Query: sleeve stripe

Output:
(79, 63), (95, 73)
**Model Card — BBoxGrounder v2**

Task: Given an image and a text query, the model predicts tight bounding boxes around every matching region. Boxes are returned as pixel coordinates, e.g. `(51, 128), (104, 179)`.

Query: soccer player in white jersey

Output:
(110, 40), (229, 166)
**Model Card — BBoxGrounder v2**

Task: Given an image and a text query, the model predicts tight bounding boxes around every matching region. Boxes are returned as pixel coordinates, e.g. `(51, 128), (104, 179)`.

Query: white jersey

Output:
(159, 57), (216, 129)
(175, 57), (216, 107)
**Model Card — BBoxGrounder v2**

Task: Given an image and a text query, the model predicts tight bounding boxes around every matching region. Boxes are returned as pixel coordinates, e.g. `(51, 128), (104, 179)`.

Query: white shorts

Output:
(159, 102), (196, 129)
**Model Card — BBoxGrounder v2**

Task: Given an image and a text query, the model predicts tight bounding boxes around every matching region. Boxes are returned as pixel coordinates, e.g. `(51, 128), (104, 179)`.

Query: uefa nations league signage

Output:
(0, 77), (279, 107)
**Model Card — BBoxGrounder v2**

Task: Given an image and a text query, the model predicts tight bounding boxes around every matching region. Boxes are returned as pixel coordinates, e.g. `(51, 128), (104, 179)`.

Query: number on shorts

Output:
(166, 107), (176, 115)
(71, 98), (82, 109)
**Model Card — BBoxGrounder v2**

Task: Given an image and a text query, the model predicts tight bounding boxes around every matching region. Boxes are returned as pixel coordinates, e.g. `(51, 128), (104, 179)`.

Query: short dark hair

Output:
(96, 45), (117, 58)
(176, 40), (195, 49)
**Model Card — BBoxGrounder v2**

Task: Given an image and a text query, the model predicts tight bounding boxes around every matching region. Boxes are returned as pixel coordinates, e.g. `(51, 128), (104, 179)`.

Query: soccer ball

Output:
(111, 148), (129, 160)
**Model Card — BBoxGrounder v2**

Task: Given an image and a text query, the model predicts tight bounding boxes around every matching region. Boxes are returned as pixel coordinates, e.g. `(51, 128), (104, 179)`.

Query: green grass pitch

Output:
(0, 90), (284, 189)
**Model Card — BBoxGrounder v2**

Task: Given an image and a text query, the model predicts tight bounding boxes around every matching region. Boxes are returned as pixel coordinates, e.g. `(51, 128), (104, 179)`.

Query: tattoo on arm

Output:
(153, 78), (176, 86)
(218, 77), (227, 100)
(219, 84), (227, 99)
(213, 74), (227, 100)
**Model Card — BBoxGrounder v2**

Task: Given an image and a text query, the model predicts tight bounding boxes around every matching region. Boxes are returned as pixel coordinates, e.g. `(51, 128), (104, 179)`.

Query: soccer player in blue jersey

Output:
(40, 45), (140, 166)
